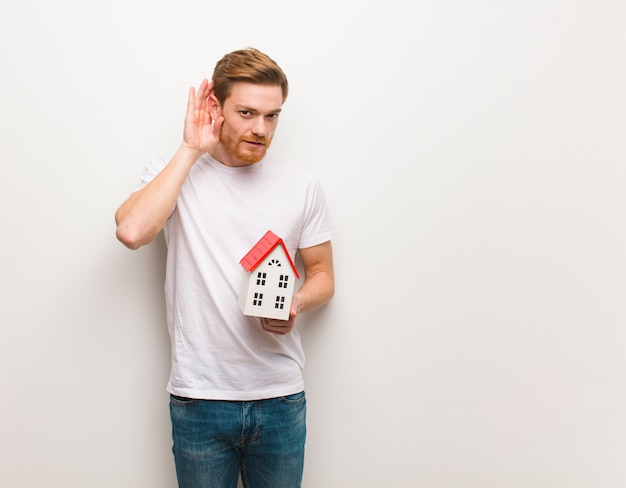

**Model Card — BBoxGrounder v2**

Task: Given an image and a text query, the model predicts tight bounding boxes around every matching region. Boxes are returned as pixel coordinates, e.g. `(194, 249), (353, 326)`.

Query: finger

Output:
(196, 79), (209, 102)
(212, 115), (224, 135)
(186, 86), (196, 118)
(262, 319), (285, 334)
(206, 80), (216, 99)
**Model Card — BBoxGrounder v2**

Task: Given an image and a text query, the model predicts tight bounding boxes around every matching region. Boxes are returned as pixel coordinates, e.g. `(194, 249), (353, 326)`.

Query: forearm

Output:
(294, 269), (335, 314)
(292, 240), (335, 314)
(115, 144), (203, 249)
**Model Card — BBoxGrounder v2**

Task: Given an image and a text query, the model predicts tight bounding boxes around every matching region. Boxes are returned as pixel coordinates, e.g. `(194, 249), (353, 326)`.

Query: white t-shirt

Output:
(139, 152), (332, 400)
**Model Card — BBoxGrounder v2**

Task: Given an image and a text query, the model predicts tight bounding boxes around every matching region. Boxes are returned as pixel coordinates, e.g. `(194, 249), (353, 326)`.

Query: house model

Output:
(238, 230), (300, 320)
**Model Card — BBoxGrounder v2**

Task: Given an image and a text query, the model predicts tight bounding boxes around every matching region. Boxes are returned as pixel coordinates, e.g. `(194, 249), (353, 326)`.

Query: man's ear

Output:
(208, 94), (221, 119)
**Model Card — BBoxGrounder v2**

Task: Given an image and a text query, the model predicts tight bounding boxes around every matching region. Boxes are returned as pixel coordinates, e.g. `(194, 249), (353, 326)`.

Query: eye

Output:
(239, 110), (252, 117)
(266, 113), (279, 120)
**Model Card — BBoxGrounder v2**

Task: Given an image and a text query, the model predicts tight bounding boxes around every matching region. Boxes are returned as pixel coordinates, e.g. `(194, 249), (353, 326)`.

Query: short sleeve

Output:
(135, 156), (167, 191)
(299, 176), (332, 249)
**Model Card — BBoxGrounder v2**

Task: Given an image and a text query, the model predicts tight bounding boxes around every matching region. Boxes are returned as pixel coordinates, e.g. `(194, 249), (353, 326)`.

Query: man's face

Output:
(216, 82), (283, 166)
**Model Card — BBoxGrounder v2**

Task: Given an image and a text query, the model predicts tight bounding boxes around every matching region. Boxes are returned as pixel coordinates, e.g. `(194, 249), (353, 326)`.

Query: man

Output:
(115, 48), (334, 487)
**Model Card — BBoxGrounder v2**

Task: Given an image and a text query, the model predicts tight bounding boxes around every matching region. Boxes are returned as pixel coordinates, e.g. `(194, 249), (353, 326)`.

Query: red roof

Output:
(239, 230), (300, 279)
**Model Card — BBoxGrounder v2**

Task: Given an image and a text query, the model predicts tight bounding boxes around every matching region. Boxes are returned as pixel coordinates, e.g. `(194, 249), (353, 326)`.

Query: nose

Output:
(251, 116), (267, 137)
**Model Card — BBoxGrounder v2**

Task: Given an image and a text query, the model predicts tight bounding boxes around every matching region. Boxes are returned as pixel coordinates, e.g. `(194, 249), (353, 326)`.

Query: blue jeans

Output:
(170, 392), (307, 488)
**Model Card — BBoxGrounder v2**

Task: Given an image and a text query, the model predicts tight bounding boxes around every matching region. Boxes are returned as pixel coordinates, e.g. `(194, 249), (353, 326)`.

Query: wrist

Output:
(293, 292), (310, 314)
(178, 143), (205, 164)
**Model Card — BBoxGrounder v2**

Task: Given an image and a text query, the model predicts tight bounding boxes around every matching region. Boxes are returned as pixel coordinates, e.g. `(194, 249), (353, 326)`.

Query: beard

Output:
(219, 126), (271, 165)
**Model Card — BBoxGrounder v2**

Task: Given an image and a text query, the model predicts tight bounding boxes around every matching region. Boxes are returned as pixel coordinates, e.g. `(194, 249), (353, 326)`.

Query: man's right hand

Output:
(182, 79), (224, 155)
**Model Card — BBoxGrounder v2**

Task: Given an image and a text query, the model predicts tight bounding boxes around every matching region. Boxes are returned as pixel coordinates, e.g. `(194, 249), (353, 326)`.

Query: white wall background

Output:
(1, 0), (625, 486)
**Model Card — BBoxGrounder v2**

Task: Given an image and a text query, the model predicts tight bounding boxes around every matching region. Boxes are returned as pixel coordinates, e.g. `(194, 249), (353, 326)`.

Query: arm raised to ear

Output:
(115, 80), (224, 250)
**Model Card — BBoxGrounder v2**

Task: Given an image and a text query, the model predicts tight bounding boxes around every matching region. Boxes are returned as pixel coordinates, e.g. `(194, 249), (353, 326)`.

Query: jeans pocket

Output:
(170, 394), (197, 406)
(280, 391), (306, 405)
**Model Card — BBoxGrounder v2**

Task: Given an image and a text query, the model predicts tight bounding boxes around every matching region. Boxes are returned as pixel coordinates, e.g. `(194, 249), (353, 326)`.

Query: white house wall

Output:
(239, 247), (295, 320)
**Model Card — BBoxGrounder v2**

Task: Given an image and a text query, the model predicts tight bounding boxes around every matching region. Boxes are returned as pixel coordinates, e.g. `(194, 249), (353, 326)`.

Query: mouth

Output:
(243, 140), (266, 149)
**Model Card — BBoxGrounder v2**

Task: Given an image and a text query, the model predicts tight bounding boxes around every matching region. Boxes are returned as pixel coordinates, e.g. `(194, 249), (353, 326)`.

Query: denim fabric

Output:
(170, 392), (306, 488)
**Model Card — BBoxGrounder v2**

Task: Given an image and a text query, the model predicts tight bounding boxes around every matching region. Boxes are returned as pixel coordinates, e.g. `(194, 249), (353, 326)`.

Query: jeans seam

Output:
(239, 402), (262, 447)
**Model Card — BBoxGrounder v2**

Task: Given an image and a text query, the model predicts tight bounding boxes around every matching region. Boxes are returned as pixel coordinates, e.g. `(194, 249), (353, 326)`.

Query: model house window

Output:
(256, 272), (267, 285)
(268, 259), (282, 267)
(278, 275), (289, 289)
(253, 293), (263, 306)
(275, 296), (285, 310)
